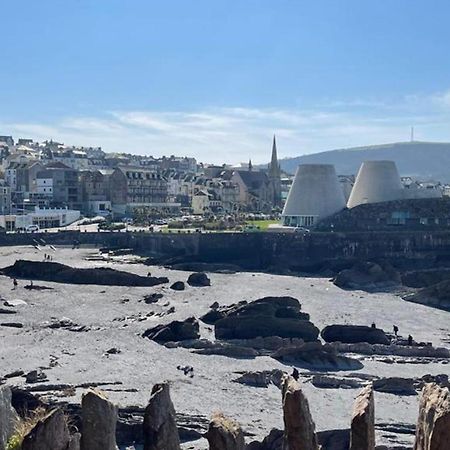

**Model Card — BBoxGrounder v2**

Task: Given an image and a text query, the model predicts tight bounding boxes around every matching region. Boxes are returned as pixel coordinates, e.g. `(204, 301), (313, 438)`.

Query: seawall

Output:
(2, 230), (450, 271)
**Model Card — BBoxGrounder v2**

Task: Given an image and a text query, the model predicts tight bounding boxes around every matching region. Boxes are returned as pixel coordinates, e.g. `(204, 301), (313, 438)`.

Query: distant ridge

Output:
(278, 141), (450, 182)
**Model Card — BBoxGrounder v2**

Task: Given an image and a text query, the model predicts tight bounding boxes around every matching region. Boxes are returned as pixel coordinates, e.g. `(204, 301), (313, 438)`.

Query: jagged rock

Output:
(143, 317), (200, 343)
(143, 383), (180, 450)
(321, 325), (390, 345)
(246, 428), (283, 450)
(213, 297), (319, 341)
(0, 308), (16, 314)
(414, 383), (450, 450)
(232, 370), (284, 388)
(206, 412), (245, 450)
(81, 389), (118, 450)
(0, 260), (168, 287)
(350, 384), (375, 450)
(373, 377), (416, 396)
(272, 341), (364, 371)
(281, 375), (318, 450)
(0, 385), (18, 450)
(187, 272), (211, 287)
(333, 261), (400, 291)
(22, 408), (70, 450)
(170, 281), (185, 291)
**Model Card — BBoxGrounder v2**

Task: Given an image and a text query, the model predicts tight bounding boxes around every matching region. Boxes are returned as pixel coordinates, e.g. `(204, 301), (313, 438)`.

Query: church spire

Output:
(248, 158), (253, 171)
(269, 135), (280, 177)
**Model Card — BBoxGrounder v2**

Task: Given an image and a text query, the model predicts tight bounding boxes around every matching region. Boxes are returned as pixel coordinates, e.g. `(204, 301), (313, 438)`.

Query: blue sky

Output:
(1, 0), (450, 163)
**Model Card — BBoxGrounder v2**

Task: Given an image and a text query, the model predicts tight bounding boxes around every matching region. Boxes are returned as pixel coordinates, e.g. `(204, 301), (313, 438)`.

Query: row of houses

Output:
(0, 135), (283, 220)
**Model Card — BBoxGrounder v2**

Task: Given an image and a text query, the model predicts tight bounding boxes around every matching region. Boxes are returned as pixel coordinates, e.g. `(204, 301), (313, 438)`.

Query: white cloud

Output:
(2, 92), (450, 164)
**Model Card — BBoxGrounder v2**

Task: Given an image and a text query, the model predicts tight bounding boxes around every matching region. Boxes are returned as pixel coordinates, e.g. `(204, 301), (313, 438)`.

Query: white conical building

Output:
(347, 160), (403, 208)
(281, 164), (346, 227)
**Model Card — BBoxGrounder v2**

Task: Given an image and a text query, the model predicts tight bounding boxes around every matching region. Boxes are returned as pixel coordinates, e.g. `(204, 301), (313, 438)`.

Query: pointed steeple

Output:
(248, 158), (253, 171)
(269, 135), (280, 177)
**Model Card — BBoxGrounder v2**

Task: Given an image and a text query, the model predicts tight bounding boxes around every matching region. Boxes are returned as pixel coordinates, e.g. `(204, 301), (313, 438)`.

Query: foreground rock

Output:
(1, 260), (168, 287)
(81, 389), (118, 450)
(272, 341), (363, 371)
(350, 385), (375, 450)
(414, 383), (450, 450)
(143, 317), (200, 343)
(143, 383), (180, 450)
(333, 261), (400, 291)
(321, 325), (390, 345)
(209, 297), (319, 342)
(187, 272), (211, 287)
(206, 412), (245, 450)
(0, 385), (17, 449)
(281, 375), (318, 450)
(170, 281), (185, 291)
(22, 408), (70, 450)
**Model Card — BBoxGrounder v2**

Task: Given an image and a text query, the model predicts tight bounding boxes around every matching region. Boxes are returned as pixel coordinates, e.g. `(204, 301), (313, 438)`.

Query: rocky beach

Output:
(0, 244), (449, 449)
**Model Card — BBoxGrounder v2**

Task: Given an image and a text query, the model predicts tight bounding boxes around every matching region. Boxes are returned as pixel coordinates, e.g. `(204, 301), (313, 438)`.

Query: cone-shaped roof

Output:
(347, 160), (403, 208)
(282, 164), (346, 219)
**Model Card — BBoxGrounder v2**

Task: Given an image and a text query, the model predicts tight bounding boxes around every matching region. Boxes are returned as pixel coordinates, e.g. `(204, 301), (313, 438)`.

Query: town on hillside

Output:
(0, 134), (448, 233)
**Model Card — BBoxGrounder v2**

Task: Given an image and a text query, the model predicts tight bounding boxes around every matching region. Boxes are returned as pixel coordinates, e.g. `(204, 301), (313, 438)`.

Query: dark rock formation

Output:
(187, 272), (211, 287)
(81, 389), (118, 450)
(206, 412), (245, 450)
(170, 281), (185, 291)
(212, 297), (319, 341)
(373, 377), (416, 396)
(272, 342), (364, 371)
(1, 260), (168, 287)
(404, 279), (450, 312)
(143, 317), (200, 343)
(281, 375), (319, 450)
(321, 325), (390, 345)
(143, 383), (180, 450)
(401, 268), (450, 288)
(22, 408), (70, 450)
(414, 383), (450, 450)
(329, 341), (450, 358)
(350, 384), (375, 450)
(143, 293), (164, 304)
(311, 375), (363, 390)
(333, 261), (400, 291)
(232, 370), (284, 388)
(0, 385), (17, 449)
(1, 322), (23, 328)
(317, 429), (351, 450)
(247, 428), (283, 450)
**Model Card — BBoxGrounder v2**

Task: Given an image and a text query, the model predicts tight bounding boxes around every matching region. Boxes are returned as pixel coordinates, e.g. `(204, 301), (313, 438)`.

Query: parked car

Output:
(294, 226), (310, 233)
(26, 224), (40, 233)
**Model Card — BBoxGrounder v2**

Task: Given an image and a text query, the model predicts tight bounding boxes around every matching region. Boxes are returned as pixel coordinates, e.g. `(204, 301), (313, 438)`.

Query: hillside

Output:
(279, 141), (450, 181)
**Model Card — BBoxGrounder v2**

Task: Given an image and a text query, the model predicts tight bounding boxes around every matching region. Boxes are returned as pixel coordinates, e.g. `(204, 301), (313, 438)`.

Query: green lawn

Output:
(245, 219), (279, 231)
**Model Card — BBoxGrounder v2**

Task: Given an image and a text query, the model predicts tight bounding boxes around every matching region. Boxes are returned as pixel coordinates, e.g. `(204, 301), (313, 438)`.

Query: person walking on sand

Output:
(393, 325), (399, 337)
(13, 278), (18, 289)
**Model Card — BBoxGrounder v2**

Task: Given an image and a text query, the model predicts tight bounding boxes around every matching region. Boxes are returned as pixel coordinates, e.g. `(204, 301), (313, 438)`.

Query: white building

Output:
(0, 207), (80, 231)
